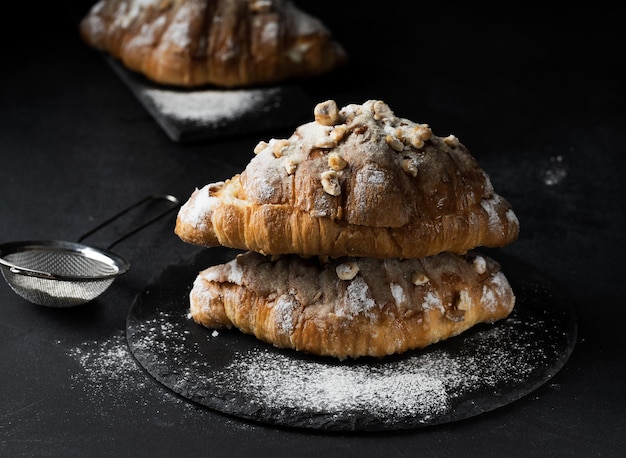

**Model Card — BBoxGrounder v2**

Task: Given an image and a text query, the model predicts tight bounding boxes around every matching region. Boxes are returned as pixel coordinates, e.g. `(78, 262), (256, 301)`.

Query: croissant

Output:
(79, 0), (348, 88)
(190, 250), (516, 359)
(175, 99), (520, 259)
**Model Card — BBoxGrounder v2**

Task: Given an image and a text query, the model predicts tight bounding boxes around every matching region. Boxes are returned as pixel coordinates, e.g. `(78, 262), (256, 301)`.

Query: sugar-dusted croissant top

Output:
(175, 99), (520, 258)
(79, 0), (347, 88)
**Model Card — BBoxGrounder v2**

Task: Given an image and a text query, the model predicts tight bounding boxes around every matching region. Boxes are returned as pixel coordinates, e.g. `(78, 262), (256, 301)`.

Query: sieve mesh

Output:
(3, 249), (119, 278)
(1, 268), (114, 307)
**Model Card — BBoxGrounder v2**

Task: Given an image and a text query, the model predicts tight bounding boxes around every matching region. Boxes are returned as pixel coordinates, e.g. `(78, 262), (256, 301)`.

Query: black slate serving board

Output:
(126, 247), (577, 431)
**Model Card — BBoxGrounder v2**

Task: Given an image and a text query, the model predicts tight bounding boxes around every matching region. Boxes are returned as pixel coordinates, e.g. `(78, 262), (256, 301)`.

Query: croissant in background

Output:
(79, 0), (348, 88)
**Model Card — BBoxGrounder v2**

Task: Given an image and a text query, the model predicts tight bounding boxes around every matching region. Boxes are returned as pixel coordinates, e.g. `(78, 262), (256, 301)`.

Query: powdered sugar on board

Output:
(105, 57), (312, 142)
(126, 247), (577, 431)
(65, 330), (195, 416)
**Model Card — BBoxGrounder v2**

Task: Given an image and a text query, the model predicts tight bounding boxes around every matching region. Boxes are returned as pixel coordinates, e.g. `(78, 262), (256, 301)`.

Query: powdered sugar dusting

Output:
(68, 333), (143, 398)
(128, 307), (550, 427)
(125, 260), (577, 431)
(342, 276), (376, 318)
(178, 184), (213, 230)
(273, 294), (297, 334)
(226, 347), (451, 419)
(142, 87), (281, 125)
(66, 330), (195, 416)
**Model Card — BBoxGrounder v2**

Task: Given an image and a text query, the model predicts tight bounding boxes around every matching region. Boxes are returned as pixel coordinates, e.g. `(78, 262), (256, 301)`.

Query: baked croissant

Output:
(79, 0), (348, 88)
(190, 250), (516, 359)
(175, 99), (520, 259)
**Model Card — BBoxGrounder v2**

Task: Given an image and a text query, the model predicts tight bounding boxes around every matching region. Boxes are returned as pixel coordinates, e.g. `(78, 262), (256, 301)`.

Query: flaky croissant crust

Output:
(79, 0), (347, 88)
(175, 100), (520, 259)
(190, 250), (516, 359)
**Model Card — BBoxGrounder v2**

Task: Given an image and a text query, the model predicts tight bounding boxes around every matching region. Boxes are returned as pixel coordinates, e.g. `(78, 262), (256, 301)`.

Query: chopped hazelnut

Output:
(284, 158), (298, 175)
(408, 125), (430, 149)
(473, 256), (487, 274)
(386, 135), (404, 152)
(444, 307), (466, 322)
(271, 139), (290, 158)
(412, 272), (429, 286)
(321, 170), (341, 196)
(444, 291), (469, 321)
(328, 152), (347, 171)
(372, 100), (394, 121)
(314, 100), (340, 126)
(443, 135), (460, 147)
(336, 261), (359, 280)
(254, 141), (269, 154)
(402, 157), (418, 177)
(330, 124), (348, 142)
(457, 290), (470, 310)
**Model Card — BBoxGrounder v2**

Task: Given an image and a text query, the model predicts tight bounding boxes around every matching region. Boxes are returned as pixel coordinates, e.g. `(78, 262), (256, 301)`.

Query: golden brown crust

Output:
(175, 100), (520, 259)
(190, 250), (516, 359)
(79, 0), (347, 88)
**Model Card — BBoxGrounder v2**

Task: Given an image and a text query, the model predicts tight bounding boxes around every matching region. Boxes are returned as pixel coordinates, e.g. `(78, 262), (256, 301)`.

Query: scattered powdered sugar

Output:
(65, 331), (158, 416)
(273, 294), (297, 334)
(67, 332), (145, 399)
(342, 276), (376, 318)
(543, 155), (567, 186)
(423, 291), (443, 312)
(66, 329), (194, 415)
(224, 347), (452, 420)
(125, 302), (565, 430)
(480, 195), (503, 228)
(202, 321), (541, 426)
(141, 87), (281, 126)
(390, 283), (405, 305)
(178, 184), (213, 230)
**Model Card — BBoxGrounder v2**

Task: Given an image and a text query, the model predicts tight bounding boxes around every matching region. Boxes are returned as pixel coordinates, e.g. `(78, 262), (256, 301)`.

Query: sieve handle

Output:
(77, 194), (180, 250)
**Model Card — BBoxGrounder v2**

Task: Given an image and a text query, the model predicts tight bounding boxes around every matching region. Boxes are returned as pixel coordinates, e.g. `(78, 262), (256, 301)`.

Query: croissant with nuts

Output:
(176, 99), (520, 359)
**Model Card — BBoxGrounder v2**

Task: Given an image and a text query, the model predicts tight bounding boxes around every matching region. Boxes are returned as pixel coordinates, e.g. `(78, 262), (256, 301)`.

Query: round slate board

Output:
(126, 247), (577, 431)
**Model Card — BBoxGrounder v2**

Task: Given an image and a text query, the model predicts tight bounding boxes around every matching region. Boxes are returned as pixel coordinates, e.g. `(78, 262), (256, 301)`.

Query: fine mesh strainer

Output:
(0, 194), (179, 307)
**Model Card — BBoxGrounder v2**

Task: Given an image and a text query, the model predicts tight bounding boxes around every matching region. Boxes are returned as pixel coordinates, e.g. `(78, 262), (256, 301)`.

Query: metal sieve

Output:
(0, 194), (179, 307)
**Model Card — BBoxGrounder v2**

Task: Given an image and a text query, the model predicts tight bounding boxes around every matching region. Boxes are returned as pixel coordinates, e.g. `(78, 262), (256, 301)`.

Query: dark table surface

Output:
(2, 2), (625, 457)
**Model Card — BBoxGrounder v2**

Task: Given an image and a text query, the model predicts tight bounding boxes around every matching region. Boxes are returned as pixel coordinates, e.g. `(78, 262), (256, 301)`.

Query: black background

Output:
(1, 2), (625, 457)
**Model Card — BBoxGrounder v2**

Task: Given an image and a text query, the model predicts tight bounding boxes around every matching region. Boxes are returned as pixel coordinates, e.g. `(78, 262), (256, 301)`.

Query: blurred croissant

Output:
(80, 0), (348, 88)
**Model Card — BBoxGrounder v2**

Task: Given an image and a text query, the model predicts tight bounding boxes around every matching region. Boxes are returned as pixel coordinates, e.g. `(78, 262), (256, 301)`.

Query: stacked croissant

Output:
(79, 0), (347, 88)
(175, 99), (520, 359)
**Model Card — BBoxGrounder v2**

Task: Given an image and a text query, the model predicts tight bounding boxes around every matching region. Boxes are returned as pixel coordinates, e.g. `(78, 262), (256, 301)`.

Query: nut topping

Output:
(402, 157), (418, 177)
(330, 124), (348, 142)
(412, 272), (429, 286)
(271, 139), (290, 158)
(386, 135), (404, 152)
(314, 100), (340, 126)
(253, 141), (269, 154)
(443, 134), (460, 147)
(336, 261), (359, 280)
(372, 100), (394, 121)
(473, 256), (487, 274)
(328, 152), (347, 171)
(321, 170), (341, 196)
